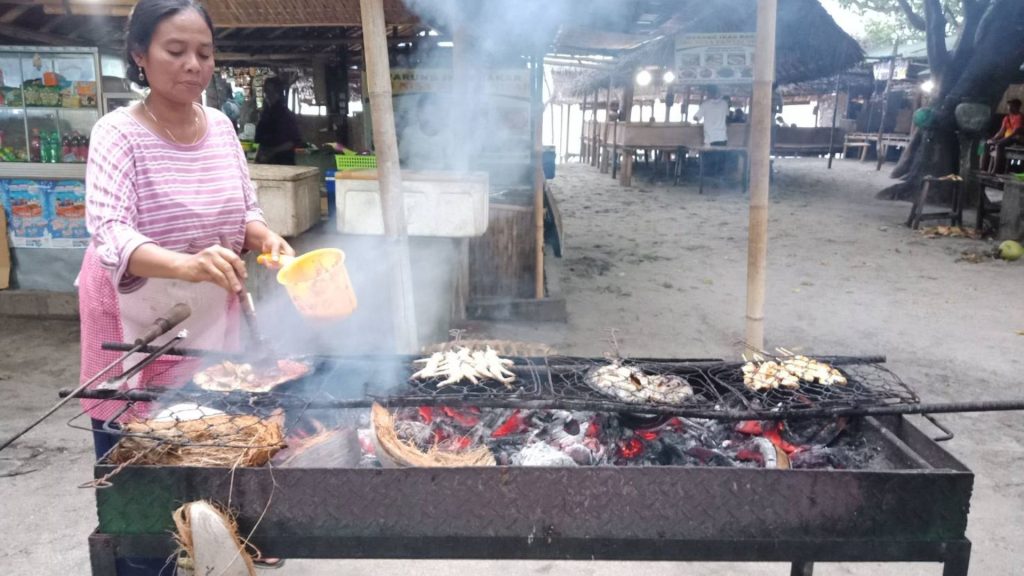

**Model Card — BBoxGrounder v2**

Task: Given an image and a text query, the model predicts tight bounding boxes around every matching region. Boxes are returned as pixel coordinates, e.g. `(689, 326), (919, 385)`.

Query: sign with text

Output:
(674, 33), (756, 85)
(873, 58), (909, 81)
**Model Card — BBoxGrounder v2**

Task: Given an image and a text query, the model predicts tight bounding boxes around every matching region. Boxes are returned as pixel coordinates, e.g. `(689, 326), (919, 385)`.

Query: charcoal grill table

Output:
(88, 413), (972, 576)
(79, 353), (973, 575)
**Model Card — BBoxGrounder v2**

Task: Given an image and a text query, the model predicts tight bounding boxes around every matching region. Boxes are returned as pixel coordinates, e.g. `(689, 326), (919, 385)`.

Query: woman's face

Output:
(133, 9), (214, 104)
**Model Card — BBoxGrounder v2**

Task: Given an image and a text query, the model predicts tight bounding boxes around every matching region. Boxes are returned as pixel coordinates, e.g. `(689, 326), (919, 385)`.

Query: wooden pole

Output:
(744, 0), (778, 354)
(580, 92), (588, 163)
(875, 39), (899, 171)
(533, 55), (545, 300)
(682, 86), (691, 122)
(827, 73), (841, 169)
(359, 0), (417, 352)
(564, 102), (571, 162)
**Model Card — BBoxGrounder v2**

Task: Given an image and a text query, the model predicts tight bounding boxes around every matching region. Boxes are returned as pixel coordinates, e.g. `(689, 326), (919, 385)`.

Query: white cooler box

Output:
(335, 170), (489, 237)
(248, 164), (321, 238)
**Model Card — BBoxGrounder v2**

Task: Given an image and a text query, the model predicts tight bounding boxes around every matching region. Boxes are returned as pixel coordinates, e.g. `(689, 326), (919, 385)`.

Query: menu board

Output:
(674, 33), (757, 85)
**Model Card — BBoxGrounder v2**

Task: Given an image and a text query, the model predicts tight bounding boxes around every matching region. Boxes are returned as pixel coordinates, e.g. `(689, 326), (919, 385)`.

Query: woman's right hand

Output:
(177, 245), (247, 294)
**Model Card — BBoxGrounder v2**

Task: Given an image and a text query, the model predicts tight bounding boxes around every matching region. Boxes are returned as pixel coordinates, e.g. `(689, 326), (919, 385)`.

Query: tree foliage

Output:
(837, 0), (966, 47)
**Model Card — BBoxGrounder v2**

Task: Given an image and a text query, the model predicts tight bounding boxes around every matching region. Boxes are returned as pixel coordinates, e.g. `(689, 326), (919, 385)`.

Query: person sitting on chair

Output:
(984, 98), (1023, 173)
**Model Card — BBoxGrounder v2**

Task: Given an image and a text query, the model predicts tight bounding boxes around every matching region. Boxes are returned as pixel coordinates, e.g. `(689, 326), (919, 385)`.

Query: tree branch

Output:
(895, 0), (928, 30)
(924, 0), (950, 83)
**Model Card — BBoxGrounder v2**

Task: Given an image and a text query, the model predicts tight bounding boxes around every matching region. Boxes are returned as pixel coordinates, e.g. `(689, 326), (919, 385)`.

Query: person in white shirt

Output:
(694, 85), (731, 176)
(695, 85), (730, 147)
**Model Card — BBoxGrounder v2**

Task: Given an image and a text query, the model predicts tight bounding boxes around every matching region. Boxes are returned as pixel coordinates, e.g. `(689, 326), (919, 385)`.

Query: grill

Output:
(80, 346), (974, 576)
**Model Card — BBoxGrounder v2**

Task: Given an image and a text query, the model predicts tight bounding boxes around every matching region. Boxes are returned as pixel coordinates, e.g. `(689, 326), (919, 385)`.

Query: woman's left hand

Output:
(245, 222), (295, 268)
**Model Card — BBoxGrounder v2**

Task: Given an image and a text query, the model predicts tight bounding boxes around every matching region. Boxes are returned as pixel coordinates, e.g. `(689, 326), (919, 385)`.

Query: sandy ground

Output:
(1, 157), (1023, 575)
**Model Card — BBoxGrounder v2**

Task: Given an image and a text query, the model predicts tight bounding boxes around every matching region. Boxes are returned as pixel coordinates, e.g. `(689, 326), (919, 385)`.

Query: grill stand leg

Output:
(790, 561), (814, 576)
(942, 540), (971, 576)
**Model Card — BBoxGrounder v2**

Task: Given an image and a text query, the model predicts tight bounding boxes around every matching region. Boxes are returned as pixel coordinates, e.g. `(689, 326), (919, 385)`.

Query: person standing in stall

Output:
(255, 76), (303, 165)
(694, 85), (730, 176)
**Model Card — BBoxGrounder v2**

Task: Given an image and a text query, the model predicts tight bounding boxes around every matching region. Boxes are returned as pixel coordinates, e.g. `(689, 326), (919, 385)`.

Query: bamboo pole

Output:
(533, 55), (545, 300)
(359, 0), (417, 352)
(744, 0), (778, 354)
(564, 102), (571, 163)
(580, 92), (588, 163)
(875, 39), (899, 171)
(827, 73), (841, 169)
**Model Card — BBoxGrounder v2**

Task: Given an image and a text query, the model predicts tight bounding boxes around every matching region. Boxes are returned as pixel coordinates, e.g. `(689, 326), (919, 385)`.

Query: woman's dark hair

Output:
(124, 0), (214, 88)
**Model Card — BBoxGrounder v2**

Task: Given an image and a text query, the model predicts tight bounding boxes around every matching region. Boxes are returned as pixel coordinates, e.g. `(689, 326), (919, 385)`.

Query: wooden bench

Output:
(774, 127), (845, 157)
(966, 170), (1012, 234)
(842, 132), (872, 161)
(879, 134), (911, 163)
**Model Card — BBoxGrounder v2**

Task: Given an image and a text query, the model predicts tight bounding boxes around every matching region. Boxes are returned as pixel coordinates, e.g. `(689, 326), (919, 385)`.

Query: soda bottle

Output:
(62, 133), (72, 162)
(50, 132), (60, 163)
(30, 128), (41, 162)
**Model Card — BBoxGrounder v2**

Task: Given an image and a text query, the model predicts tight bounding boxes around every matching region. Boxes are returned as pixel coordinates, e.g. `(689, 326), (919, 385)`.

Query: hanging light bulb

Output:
(921, 80), (934, 93)
(663, 70), (676, 84)
(636, 69), (652, 87)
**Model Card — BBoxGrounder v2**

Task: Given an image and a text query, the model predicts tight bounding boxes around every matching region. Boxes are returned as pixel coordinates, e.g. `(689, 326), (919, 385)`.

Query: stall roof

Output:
(563, 0), (864, 97)
(0, 0), (423, 65)
(0, 0), (862, 74)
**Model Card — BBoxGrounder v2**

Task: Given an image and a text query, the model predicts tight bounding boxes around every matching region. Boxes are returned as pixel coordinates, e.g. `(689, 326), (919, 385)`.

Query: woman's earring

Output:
(139, 67), (145, 82)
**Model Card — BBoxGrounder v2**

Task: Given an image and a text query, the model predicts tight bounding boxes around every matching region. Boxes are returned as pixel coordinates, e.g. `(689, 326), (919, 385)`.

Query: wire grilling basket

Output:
(74, 354), (921, 456)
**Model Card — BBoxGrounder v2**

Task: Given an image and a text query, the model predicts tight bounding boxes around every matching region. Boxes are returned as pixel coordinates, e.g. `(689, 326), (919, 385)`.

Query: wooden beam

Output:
(0, 5), (31, 24)
(0, 22), (76, 44)
(215, 52), (326, 63)
(42, 4), (132, 16)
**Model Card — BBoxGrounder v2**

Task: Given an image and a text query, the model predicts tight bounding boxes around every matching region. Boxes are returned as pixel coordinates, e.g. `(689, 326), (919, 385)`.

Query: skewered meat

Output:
(741, 352), (846, 392)
(411, 347), (516, 388)
(192, 359), (311, 393)
(585, 361), (695, 405)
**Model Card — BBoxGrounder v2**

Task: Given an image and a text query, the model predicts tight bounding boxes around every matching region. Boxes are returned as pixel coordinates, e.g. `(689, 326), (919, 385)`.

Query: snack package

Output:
(2, 179), (51, 247)
(48, 180), (88, 247)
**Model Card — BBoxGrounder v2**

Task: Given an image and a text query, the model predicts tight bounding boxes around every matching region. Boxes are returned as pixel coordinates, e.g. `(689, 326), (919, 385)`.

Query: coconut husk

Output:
(173, 501), (254, 576)
(371, 403), (495, 467)
(422, 339), (556, 358)
(108, 413), (285, 467)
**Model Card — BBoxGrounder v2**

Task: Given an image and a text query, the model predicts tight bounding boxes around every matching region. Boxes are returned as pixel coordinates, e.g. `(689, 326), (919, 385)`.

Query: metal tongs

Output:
(237, 279), (275, 368)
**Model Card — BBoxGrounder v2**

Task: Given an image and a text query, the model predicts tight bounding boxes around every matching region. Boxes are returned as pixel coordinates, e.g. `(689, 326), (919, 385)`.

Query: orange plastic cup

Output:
(259, 248), (357, 320)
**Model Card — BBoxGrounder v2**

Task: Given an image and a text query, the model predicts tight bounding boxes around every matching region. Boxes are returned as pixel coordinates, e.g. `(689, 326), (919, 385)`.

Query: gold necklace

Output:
(142, 98), (200, 145)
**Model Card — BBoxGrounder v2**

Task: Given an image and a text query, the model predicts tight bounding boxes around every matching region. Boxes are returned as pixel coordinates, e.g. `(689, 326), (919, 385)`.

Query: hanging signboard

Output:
(674, 33), (756, 85)
(873, 58), (909, 81)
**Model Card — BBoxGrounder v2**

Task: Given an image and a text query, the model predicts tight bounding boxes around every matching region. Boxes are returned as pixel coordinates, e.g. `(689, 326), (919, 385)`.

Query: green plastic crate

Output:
(335, 154), (377, 171)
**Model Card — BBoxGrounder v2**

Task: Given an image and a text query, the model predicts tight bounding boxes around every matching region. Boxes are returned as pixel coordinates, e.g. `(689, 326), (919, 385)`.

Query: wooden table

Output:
(609, 122), (704, 186)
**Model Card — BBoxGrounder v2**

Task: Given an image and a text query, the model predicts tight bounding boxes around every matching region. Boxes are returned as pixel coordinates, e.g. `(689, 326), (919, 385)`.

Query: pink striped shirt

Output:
(79, 105), (260, 423)
(86, 105), (265, 291)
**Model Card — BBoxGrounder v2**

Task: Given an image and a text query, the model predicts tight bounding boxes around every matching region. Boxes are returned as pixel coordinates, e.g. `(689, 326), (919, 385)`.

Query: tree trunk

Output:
(879, 0), (1024, 201)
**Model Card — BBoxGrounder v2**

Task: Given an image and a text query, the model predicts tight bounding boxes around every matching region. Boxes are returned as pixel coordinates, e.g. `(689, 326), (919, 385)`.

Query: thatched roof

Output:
(564, 0), (864, 97)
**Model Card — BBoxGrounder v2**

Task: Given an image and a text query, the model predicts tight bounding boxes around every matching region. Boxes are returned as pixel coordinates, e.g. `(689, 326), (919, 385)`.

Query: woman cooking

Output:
(80, 0), (294, 461)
